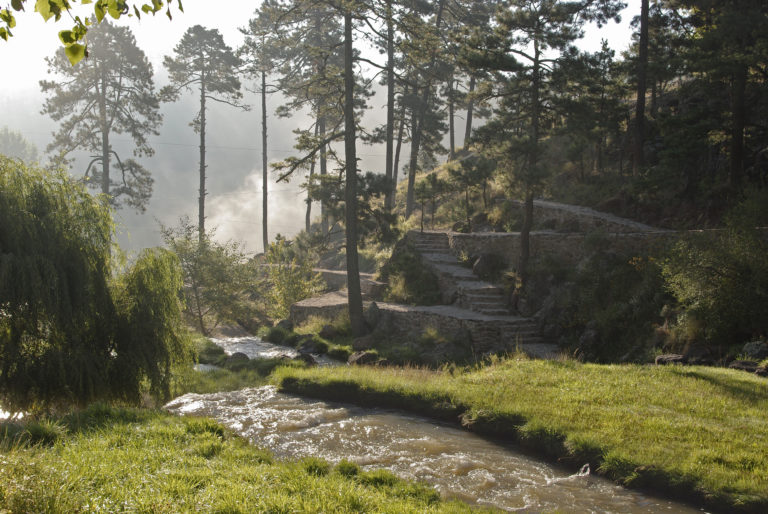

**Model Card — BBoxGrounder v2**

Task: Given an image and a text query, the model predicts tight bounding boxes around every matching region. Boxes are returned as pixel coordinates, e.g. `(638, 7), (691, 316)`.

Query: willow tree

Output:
(163, 25), (244, 241)
(40, 20), (161, 212)
(0, 157), (191, 413)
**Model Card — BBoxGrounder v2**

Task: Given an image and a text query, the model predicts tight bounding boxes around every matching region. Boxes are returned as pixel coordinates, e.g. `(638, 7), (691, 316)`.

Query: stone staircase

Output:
(410, 230), (556, 357)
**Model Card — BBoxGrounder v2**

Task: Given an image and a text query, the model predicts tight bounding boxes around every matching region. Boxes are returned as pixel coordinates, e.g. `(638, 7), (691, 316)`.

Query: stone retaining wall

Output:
(290, 293), (538, 355)
(508, 199), (658, 233)
(446, 230), (677, 267)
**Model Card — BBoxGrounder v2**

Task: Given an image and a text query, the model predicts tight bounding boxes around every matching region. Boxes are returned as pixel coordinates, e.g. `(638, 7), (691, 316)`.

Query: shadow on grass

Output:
(669, 367), (768, 405)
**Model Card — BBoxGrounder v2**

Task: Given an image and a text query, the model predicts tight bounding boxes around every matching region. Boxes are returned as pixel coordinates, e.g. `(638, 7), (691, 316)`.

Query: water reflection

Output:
(165, 386), (703, 513)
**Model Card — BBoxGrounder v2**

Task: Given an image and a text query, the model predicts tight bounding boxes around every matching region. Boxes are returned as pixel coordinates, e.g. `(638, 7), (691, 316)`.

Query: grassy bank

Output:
(273, 357), (768, 513)
(0, 404), (471, 513)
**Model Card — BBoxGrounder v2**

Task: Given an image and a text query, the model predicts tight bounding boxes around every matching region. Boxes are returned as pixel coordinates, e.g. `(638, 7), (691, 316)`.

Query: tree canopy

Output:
(41, 20), (162, 212)
(0, 157), (191, 413)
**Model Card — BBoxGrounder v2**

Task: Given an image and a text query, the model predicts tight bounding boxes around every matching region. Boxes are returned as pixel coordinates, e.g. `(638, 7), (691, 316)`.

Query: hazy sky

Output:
(0, 0), (641, 255)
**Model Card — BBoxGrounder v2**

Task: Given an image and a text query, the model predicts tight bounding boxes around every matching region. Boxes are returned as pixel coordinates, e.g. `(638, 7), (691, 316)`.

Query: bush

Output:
(262, 237), (326, 320)
(662, 191), (768, 350)
(0, 158), (192, 413)
(162, 217), (264, 335)
(379, 239), (441, 305)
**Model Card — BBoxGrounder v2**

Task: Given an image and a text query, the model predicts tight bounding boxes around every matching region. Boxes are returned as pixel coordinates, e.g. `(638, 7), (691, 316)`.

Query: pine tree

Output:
(468, 0), (623, 286)
(163, 26), (245, 241)
(40, 20), (161, 212)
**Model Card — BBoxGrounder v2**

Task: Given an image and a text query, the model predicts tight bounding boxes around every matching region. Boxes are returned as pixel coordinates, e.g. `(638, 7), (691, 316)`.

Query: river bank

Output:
(274, 356), (768, 513)
(0, 404), (466, 512)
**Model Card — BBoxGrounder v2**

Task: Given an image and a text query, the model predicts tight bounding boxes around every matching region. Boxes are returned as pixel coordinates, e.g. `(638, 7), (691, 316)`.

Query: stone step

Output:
(475, 310), (512, 317)
(414, 243), (450, 250)
(456, 281), (503, 292)
(433, 264), (476, 280)
(421, 253), (460, 264)
(464, 293), (505, 303)
(416, 245), (450, 252)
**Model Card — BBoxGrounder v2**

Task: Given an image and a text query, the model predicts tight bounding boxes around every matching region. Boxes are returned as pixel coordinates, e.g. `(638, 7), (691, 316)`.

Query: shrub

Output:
(379, 239), (441, 305)
(662, 191), (768, 351)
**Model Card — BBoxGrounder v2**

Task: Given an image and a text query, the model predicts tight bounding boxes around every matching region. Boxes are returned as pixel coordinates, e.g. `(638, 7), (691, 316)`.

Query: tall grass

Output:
(0, 404), (469, 513)
(274, 357), (768, 513)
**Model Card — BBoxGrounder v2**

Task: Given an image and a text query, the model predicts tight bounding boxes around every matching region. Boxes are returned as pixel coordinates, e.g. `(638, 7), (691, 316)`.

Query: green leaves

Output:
(3, 1), (184, 66)
(64, 42), (86, 65)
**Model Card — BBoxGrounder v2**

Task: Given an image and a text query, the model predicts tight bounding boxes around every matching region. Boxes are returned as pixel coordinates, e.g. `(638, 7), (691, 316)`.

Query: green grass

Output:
(273, 357), (768, 513)
(0, 404), (470, 513)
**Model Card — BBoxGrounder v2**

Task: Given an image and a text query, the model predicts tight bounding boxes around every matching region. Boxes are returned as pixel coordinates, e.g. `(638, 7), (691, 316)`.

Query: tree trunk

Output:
(199, 76), (207, 243)
(405, 0), (445, 218)
(633, 0), (649, 175)
(448, 73), (455, 160)
(344, 10), (365, 337)
(99, 68), (110, 199)
(392, 89), (407, 204)
(519, 41), (541, 288)
(730, 64), (747, 188)
(463, 74), (476, 148)
(384, 0), (395, 210)
(306, 122), (318, 233)
(262, 69), (269, 252)
(319, 113), (329, 235)
(405, 108), (420, 218)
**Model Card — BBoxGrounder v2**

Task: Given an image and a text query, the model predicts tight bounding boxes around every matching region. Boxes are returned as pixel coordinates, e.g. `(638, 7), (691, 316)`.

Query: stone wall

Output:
(446, 230), (677, 267)
(314, 269), (386, 298)
(508, 199), (658, 233)
(290, 293), (539, 355)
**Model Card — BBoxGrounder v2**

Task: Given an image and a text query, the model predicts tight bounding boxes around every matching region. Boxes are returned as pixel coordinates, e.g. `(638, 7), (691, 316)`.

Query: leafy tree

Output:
(163, 25), (245, 241)
(162, 217), (262, 336)
(1, 1), (182, 64)
(0, 157), (191, 413)
(40, 20), (162, 212)
(0, 126), (38, 163)
(261, 237), (325, 320)
(662, 191), (768, 349)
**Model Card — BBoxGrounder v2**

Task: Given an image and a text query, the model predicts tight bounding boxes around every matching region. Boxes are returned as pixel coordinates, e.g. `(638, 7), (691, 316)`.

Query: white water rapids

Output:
(166, 337), (706, 513)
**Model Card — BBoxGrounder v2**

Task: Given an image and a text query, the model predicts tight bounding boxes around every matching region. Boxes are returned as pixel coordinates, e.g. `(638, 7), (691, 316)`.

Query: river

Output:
(169, 337), (704, 513)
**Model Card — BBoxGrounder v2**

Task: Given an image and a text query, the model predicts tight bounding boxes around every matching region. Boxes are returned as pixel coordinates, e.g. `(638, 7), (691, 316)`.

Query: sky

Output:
(0, 0), (642, 256)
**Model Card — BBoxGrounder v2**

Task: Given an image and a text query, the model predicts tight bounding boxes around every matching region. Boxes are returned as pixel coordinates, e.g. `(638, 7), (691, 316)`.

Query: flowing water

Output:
(166, 383), (704, 513)
(208, 336), (339, 366)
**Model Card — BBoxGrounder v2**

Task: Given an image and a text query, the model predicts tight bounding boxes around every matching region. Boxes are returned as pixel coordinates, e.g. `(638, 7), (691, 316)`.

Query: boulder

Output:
(276, 319), (294, 332)
(742, 340), (768, 361)
(755, 366), (768, 377)
(318, 324), (338, 340)
(224, 352), (250, 365)
(348, 351), (378, 365)
(297, 336), (327, 354)
(728, 360), (760, 373)
(293, 353), (316, 366)
(655, 354), (685, 365)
